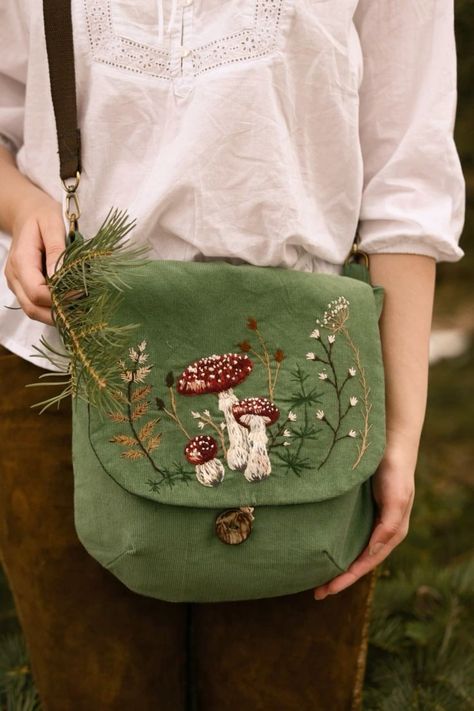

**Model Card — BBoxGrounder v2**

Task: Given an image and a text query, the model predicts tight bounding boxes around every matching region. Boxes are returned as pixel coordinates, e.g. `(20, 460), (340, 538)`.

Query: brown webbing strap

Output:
(42, 0), (81, 181)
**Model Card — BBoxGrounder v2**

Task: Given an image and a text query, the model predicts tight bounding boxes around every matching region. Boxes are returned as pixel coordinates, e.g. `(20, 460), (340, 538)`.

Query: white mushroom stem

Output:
(195, 458), (225, 487)
(218, 389), (250, 471)
(240, 414), (271, 482)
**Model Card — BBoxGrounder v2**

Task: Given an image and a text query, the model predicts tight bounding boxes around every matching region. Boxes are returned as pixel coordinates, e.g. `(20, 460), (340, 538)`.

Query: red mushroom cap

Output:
(177, 353), (253, 396)
(232, 397), (280, 428)
(184, 435), (218, 465)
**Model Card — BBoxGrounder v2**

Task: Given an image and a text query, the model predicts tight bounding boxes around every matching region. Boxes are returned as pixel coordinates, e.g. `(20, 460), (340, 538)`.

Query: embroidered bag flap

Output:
(74, 258), (385, 510)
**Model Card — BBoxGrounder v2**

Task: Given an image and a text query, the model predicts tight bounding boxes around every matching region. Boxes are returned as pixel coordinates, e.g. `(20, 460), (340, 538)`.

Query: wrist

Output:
(11, 186), (61, 237)
(383, 426), (422, 471)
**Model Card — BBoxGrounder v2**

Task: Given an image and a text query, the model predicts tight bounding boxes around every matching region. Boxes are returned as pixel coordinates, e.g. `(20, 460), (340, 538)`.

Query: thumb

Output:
(42, 213), (67, 278)
(367, 498), (410, 557)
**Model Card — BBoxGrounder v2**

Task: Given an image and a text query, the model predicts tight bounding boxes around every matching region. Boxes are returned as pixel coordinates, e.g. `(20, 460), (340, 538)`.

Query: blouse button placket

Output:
(171, 0), (195, 99)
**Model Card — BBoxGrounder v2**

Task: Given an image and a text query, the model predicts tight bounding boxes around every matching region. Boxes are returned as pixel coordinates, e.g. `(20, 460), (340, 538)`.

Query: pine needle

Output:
(26, 207), (152, 414)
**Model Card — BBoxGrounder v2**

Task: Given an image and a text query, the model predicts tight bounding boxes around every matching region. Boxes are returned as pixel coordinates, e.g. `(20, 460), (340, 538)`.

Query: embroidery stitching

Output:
(107, 341), (194, 491)
(84, 0), (285, 80)
(104, 302), (372, 491)
(306, 297), (372, 469)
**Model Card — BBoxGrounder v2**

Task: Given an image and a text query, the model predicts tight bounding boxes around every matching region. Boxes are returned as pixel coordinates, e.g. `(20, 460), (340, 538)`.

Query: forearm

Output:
(369, 253), (436, 461)
(0, 145), (55, 235)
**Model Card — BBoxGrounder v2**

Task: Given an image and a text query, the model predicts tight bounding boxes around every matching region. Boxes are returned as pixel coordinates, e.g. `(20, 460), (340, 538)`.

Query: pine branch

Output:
(26, 208), (152, 414)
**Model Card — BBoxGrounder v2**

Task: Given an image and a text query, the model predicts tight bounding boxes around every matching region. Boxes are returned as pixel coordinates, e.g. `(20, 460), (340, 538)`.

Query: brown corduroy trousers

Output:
(0, 343), (377, 710)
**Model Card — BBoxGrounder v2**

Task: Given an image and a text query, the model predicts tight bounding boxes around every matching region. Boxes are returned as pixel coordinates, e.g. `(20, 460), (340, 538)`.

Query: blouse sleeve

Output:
(353, 0), (465, 262)
(0, 0), (28, 156)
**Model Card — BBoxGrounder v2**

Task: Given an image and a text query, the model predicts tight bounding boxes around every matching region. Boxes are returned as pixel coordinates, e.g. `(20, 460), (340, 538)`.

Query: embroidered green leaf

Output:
(283, 423), (319, 443)
(274, 450), (314, 478)
(146, 463), (194, 493)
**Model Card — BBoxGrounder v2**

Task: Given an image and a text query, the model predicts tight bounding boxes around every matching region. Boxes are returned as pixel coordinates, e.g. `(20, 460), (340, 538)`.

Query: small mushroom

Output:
(184, 435), (225, 487)
(177, 353), (253, 471)
(232, 397), (280, 482)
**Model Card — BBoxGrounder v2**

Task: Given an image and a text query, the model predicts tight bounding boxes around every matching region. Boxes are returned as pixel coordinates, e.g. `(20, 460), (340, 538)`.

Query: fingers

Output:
(42, 212), (67, 278)
(5, 211), (65, 325)
(313, 488), (414, 600)
(9, 279), (55, 326)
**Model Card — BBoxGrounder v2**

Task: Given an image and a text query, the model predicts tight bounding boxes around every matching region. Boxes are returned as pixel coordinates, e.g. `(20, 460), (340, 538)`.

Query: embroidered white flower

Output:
(320, 296), (350, 331)
(283, 429), (291, 437)
(328, 334), (336, 344)
(220, 422), (227, 431)
(350, 396), (358, 407)
(197, 421), (205, 429)
(203, 409), (211, 417)
(191, 411), (201, 419)
(318, 372), (328, 380)
(120, 370), (133, 383)
(306, 352), (316, 360)
(348, 429), (358, 438)
(288, 411), (297, 422)
(348, 367), (357, 377)
(310, 329), (320, 339)
(316, 410), (325, 420)
(283, 441), (291, 447)
(138, 340), (147, 352)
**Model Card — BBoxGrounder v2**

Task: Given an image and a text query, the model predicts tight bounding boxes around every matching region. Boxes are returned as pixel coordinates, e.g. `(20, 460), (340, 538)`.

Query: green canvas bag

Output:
(30, 0), (386, 602)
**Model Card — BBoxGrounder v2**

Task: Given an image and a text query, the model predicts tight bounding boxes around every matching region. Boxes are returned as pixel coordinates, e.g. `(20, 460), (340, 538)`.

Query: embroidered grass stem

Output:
(163, 386), (191, 439)
(198, 414), (227, 456)
(267, 414), (291, 448)
(125, 381), (165, 471)
(341, 327), (372, 468)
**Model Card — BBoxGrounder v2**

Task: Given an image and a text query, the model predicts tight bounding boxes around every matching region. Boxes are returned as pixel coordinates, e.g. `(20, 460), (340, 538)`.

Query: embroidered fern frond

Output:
(26, 208), (152, 414)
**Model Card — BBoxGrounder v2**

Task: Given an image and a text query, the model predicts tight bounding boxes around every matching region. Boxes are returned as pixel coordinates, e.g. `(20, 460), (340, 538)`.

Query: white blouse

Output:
(0, 0), (466, 372)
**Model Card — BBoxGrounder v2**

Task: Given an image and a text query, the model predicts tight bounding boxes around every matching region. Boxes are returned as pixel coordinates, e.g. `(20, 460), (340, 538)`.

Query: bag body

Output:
(69, 258), (385, 602)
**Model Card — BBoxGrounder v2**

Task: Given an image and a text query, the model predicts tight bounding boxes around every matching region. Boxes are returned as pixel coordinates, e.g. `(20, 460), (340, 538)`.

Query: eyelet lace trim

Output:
(84, 0), (285, 80)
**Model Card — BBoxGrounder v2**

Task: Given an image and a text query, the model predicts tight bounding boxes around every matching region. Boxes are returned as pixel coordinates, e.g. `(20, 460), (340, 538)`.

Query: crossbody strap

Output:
(43, 0), (82, 241)
(43, 0), (81, 181)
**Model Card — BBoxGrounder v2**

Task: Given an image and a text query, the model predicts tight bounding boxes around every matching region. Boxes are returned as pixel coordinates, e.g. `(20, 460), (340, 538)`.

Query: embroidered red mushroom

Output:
(184, 435), (225, 487)
(232, 397), (280, 482)
(177, 353), (253, 471)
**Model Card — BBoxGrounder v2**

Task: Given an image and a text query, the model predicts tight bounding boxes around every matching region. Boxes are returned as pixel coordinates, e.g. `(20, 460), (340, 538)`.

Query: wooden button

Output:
(215, 506), (255, 545)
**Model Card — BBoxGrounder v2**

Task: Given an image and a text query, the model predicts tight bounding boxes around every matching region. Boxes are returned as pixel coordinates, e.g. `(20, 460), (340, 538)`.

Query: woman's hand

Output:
(312, 253), (436, 601)
(0, 146), (66, 326)
(313, 432), (417, 600)
(5, 199), (66, 325)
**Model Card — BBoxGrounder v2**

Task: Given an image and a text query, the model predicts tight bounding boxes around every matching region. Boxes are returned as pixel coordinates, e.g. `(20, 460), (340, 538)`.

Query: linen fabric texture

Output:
(0, 0), (466, 370)
(71, 259), (385, 601)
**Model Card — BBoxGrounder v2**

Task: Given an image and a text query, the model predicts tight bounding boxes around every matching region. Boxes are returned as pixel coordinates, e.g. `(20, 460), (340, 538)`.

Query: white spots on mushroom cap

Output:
(177, 353), (253, 395)
(184, 434), (218, 464)
(232, 396), (280, 426)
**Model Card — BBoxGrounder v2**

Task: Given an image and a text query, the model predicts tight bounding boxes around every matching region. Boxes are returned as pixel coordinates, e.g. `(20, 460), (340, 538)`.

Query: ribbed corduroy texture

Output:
(71, 259), (385, 601)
